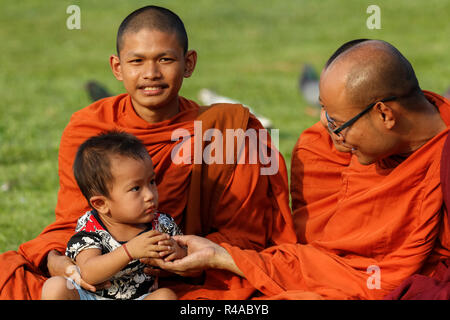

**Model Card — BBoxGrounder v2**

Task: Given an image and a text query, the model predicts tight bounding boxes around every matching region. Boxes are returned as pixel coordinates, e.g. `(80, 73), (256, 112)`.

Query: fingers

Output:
(128, 232), (173, 259)
(141, 254), (202, 277)
(155, 238), (174, 254)
(148, 244), (173, 254)
(138, 235), (193, 261)
(157, 239), (174, 247)
(171, 235), (191, 247)
(140, 257), (165, 268)
(145, 232), (170, 243)
(159, 253), (195, 270)
(79, 279), (97, 292)
(163, 252), (178, 262)
(141, 229), (163, 237)
(162, 244), (187, 261)
(136, 230), (170, 245)
(144, 234), (172, 254)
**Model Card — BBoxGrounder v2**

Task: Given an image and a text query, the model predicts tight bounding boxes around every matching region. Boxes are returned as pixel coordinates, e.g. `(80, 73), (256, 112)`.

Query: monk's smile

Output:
(138, 83), (169, 96)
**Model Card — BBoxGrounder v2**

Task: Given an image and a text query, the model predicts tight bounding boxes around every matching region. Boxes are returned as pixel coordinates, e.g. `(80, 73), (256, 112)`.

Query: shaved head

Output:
(320, 39), (446, 165)
(325, 38), (370, 68)
(324, 39), (421, 108)
(116, 5), (188, 56)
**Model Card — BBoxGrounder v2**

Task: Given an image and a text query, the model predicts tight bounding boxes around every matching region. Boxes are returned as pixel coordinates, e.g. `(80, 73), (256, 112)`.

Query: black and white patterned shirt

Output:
(66, 210), (182, 300)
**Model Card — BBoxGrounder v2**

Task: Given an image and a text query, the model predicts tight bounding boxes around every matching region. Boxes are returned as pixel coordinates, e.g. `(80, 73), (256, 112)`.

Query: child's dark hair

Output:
(73, 130), (150, 206)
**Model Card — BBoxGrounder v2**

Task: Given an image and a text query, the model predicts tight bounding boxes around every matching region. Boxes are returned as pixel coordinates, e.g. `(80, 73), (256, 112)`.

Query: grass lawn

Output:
(0, 0), (449, 252)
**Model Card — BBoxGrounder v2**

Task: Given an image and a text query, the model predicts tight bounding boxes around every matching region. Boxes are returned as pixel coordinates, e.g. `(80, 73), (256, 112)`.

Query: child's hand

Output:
(126, 230), (172, 260)
(157, 237), (187, 261)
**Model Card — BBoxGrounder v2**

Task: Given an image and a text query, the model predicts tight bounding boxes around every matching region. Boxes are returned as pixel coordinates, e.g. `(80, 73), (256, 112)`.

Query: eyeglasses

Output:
(325, 96), (397, 137)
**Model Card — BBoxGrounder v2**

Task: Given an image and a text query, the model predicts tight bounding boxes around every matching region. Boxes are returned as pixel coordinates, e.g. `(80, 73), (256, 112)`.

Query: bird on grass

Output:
(85, 80), (112, 101)
(198, 88), (273, 129)
(298, 63), (320, 117)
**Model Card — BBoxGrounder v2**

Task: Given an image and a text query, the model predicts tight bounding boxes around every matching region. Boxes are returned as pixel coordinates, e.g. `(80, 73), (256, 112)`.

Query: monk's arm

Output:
(212, 244), (244, 277)
(46, 250), (98, 292)
(46, 250), (74, 277)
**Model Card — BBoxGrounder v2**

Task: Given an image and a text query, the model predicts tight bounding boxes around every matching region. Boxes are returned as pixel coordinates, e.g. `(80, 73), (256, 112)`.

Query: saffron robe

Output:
(221, 91), (450, 299)
(0, 94), (296, 300)
(384, 128), (450, 300)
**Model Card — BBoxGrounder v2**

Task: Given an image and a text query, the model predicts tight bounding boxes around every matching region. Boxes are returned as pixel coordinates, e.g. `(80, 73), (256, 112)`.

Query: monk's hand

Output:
(63, 265), (95, 293)
(142, 235), (226, 277)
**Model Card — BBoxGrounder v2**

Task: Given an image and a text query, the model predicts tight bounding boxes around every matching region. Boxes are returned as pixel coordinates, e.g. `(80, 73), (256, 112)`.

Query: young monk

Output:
(0, 5), (296, 299)
(149, 39), (450, 300)
(42, 131), (183, 300)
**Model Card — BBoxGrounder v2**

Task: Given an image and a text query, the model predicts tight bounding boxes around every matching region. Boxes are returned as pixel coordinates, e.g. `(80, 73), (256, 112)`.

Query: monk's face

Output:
(319, 66), (394, 165)
(110, 29), (196, 121)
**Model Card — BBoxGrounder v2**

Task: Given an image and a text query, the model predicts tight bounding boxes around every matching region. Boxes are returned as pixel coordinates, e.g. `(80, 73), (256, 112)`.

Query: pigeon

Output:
(85, 80), (112, 102)
(198, 88), (273, 129)
(298, 64), (321, 116)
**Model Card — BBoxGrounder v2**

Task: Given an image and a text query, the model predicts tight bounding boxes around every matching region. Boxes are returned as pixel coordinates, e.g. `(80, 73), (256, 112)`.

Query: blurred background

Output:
(0, 0), (449, 252)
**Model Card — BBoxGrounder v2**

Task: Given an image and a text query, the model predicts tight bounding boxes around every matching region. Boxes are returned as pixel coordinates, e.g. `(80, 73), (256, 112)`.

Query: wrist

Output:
(212, 245), (244, 278)
(211, 245), (230, 270)
(122, 243), (134, 261)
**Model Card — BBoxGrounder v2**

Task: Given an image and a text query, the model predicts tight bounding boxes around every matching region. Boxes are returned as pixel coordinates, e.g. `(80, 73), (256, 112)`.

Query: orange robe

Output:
(385, 128), (450, 299)
(222, 91), (450, 299)
(0, 94), (296, 299)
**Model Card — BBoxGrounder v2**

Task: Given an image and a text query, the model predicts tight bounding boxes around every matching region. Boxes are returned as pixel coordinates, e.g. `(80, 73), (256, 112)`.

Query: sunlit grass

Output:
(0, 0), (449, 252)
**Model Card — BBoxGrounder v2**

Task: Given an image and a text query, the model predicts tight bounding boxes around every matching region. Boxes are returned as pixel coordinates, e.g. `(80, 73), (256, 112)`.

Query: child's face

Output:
(110, 28), (196, 120)
(105, 154), (158, 225)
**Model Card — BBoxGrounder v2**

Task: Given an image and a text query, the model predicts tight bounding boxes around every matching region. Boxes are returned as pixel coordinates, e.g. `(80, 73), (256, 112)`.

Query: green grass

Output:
(1, 0), (449, 252)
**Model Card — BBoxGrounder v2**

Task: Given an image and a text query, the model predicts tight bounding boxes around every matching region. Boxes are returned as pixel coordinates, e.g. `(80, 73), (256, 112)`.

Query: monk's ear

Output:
(183, 50), (197, 78)
(110, 54), (123, 81)
(374, 102), (396, 130)
(89, 195), (110, 214)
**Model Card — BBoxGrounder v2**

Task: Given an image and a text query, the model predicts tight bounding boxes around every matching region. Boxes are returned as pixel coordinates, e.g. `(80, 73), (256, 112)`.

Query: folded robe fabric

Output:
(222, 91), (450, 300)
(0, 94), (297, 300)
(384, 127), (450, 300)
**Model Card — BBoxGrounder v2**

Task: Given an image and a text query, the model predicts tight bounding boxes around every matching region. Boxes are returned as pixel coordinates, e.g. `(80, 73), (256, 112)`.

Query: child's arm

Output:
(76, 230), (172, 285)
(75, 247), (129, 285)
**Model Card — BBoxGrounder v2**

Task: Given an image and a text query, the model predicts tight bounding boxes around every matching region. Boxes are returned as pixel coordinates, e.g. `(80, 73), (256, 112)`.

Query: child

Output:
(41, 130), (186, 300)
